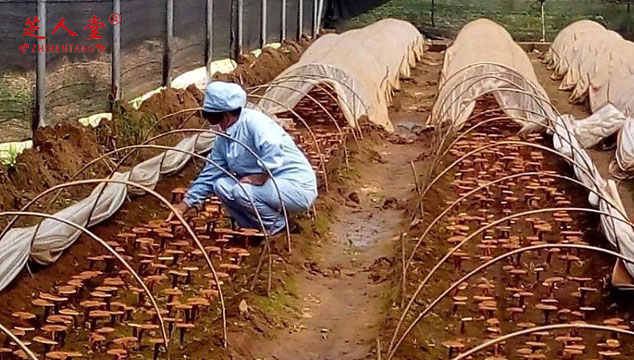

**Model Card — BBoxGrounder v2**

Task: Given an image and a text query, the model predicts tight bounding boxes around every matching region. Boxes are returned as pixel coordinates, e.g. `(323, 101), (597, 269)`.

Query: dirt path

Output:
(252, 142), (416, 360)
(251, 52), (443, 360)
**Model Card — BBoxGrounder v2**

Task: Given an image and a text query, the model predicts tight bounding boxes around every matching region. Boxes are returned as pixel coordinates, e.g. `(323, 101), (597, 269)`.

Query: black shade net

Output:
(0, 3), (38, 141)
(45, 0), (113, 124)
(266, 0), (283, 43)
(286, 0), (300, 40)
(174, 0), (206, 75)
(212, 0), (233, 61)
(120, 0), (166, 100)
(303, 0), (315, 36)
(243, 0), (262, 52)
(0, 0), (322, 142)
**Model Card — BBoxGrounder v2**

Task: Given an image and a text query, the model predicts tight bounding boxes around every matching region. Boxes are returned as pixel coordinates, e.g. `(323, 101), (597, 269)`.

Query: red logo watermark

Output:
(19, 14), (121, 54)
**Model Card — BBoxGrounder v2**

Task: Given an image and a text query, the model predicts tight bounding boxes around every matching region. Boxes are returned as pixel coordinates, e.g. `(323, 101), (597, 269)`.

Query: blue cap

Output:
(203, 81), (247, 113)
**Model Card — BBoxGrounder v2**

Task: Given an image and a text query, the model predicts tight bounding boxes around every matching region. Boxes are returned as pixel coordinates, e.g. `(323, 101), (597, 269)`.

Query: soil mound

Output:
(0, 122), (108, 215)
(214, 40), (308, 87)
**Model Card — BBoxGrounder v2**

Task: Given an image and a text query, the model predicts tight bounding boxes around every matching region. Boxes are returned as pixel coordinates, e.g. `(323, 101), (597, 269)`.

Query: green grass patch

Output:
(251, 276), (299, 316)
(0, 76), (33, 126)
(337, 0), (634, 41)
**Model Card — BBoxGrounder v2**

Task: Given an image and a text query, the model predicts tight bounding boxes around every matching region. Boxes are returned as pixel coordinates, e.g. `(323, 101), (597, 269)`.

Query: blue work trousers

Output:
(213, 176), (316, 234)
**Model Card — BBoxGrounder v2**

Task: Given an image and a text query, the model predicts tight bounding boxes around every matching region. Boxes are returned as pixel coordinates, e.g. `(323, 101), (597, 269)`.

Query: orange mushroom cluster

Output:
(0, 85), (352, 359)
(403, 101), (634, 359)
(2, 195), (271, 359)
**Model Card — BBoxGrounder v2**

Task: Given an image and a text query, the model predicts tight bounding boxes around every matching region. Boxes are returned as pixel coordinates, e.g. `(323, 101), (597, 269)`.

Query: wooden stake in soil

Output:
(409, 161), (424, 219)
(400, 232), (407, 308)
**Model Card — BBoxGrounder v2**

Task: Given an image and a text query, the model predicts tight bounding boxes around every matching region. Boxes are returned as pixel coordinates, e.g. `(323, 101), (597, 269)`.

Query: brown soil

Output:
(213, 39), (311, 88)
(95, 85), (207, 152)
(0, 123), (110, 223)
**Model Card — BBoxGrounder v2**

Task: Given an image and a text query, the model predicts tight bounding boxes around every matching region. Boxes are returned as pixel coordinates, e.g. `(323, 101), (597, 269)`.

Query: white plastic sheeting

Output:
(568, 104), (627, 148)
(544, 20), (605, 82)
(612, 118), (634, 177)
(546, 21), (634, 177)
(543, 107), (634, 281)
(429, 19), (554, 133)
(0, 133), (216, 291)
(258, 19), (425, 132)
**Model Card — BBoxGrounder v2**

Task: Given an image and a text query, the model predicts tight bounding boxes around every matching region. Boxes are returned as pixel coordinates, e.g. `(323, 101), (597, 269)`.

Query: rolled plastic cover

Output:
(258, 19), (425, 132)
(430, 19), (554, 133)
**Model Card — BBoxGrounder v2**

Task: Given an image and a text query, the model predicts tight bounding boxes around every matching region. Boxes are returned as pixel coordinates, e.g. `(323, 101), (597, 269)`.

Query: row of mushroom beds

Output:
(0, 19), (426, 359)
(0, 88), (349, 360)
(381, 19), (634, 359)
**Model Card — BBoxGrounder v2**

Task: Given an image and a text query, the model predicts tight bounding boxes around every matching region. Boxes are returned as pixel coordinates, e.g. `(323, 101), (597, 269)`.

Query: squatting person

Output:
(167, 81), (318, 234)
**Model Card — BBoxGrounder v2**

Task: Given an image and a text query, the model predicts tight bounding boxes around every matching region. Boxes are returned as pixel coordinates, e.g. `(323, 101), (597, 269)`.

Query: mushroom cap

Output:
(176, 323), (195, 329)
(149, 338), (166, 345)
(598, 350), (621, 357)
(13, 326), (35, 333)
(96, 327), (116, 335)
(113, 336), (138, 346)
(220, 264), (241, 271)
(145, 274), (168, 282)
(535, 303), (558, 311)
(175, 303), (193, 310)
(46, 351), (83, 359)
(168, 270), (188, 277)
(90, 333), (106, 342)
(95, 286), (119, 293)
(603, 317), (624, 325)
(442, 340), (465, 349)
(187, 297), (210, 306)
(13, 350), (29, 359)
(606, 339), (621, 348)
(88, 310), (112, 319)
(41, 324), (68, 333)
(32, 298), (54, 307)
(90, 291), (112, 299)
(140, 323), (159, 330)
(11, 311), (36, 320)
(80, 300), (106, 308)
(46, 315), (73, 325)
(56, 286), (77, 295)
(540, 298), (559, 305)
(10, 329), (26, 337)
(33, 336), (58, 345)
(163, 288), (183, 296)
(106, 348), (128, 357)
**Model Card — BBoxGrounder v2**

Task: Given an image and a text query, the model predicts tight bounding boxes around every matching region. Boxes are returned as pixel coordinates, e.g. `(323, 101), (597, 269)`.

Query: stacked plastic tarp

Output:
(545, 21), (634, 178)
(434, 19), (634, 285)
(429, 19), (555, 133)
(258, 19), (425, 132)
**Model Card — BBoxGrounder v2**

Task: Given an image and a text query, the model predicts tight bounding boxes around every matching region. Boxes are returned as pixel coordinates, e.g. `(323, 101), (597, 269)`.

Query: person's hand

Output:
(166, 201), (190, 221)
(240, 173), (269, 186)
